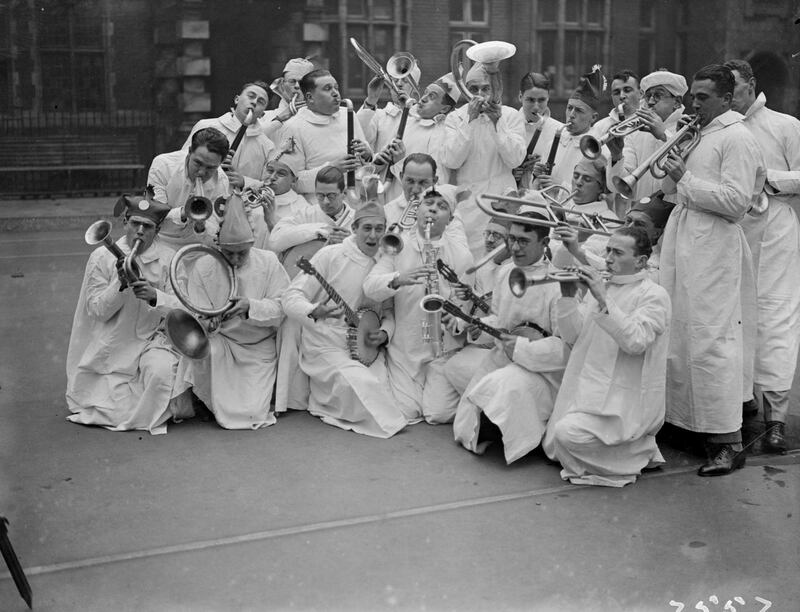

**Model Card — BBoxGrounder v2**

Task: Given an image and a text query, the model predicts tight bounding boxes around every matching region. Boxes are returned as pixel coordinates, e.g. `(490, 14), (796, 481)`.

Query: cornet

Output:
(84, 219), (142, 286)
(379, 195), (422, 255)
(612, 115), (702, 199)
(508, 267), (610, 298)
(184, 195), (213, 223)
(580, 113), (646, 160)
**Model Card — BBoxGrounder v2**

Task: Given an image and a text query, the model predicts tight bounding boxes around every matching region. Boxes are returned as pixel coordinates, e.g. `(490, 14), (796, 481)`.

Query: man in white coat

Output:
(260, 58), (316, 142)
(659, 64), (765, 476)
(514, 72), (564, 190)
(182, 81), (275, 195)
(67, 195), (189, 435)
(442, 61), (526, 256)
(282, 202), (407, 437)
(174, 194), (290, 430)
(725, 59), (800, 454)
(279, 69), (372, 204)
(543, 226), (671, 487)
(607, 69), (689, 210)
(147, 127), (230, 251)
(363, 186), (474, 423)
(453, 211), (567, 463)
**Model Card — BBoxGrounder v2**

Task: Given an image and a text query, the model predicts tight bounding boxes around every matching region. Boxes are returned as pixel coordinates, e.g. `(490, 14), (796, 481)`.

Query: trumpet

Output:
(612, 115), (702, 199)
(84, 219), (142, 286)
(477, 193), (623, 237)
(242, 184), (275, 209)
(184, 195), (213, 223)
(508, 267), (611, 298)
(580, 113), (646, 160)
(379, 195), (422, 255)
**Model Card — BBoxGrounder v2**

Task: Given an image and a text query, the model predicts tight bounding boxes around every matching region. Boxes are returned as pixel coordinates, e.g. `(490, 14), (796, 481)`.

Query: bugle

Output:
(477, 194), (623, 237)
(612, 115), (701, 199)
(580, 113), (645, 160)
(508, 267), (610, 298)
(84, 219), (142, 285)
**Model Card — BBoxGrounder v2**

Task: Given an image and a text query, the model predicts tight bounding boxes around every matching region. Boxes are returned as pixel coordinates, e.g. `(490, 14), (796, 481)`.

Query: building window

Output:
(638, 0), (655, 79)
(36, 0), (107, 112)
(450, 0), (490, 45)
(319, 0), (409, 98)
(533, 0), (609, 97)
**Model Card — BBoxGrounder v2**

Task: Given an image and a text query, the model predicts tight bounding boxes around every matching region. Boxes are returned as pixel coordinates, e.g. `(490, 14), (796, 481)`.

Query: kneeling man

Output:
(543, 226), (671, 487)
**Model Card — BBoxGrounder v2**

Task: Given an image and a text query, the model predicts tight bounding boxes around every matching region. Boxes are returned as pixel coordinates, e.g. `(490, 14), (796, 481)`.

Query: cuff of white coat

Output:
(764, 170), (799, 195)
(166, 207), (187, 226)
(154, 289), (182, 311)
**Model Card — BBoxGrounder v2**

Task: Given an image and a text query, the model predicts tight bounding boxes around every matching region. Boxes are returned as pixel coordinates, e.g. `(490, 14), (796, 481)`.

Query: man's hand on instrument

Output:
(223, 296), (250, 320)
(391, 267), (429, 288)
(308, 302), (343, 322)
(332, 154), (361, 173)
(635, 107), (667, 141)
(365, 329), (388, 348)
(259, 188), (277, 229)
(575, 265), (607, 308)
(115, 260), (130, 291)
(351, 139), (372, 163)
(662, 149), (686, 183)
(325, 226), (350, 245)
(365, 77), (385, 106)
(606, 134), (625, 163)
(452, 283), (471, 302)
(130, 279), (157, 304)
(224, 169), (245, 190)
(467, 97), (485, 122)
(483, 101), (502, 126)
(499, 333), (517, 360)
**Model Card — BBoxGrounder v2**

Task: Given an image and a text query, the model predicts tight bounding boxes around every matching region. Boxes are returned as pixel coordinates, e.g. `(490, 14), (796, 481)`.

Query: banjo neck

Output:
(296, 257), (360, 326)
(439, 300), (504, 340)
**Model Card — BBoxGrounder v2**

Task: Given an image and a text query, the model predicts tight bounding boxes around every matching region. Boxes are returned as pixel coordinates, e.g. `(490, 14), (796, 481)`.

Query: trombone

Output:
(477, 192), (623, 237)
(349, 38), (420, 102)
(612, 115), (702, 199)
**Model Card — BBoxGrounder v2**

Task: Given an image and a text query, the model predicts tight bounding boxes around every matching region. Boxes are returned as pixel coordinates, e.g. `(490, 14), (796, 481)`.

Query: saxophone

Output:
(421, 219), (444, 358)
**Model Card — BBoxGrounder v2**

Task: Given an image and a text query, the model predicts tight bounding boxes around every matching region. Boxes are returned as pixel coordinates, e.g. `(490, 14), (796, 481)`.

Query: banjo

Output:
(419, 294), (548, 342)
(295, 256), (383, 367)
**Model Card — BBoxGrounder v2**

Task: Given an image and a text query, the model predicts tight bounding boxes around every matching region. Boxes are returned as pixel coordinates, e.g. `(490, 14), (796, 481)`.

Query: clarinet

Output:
(421, 219), (443, 358)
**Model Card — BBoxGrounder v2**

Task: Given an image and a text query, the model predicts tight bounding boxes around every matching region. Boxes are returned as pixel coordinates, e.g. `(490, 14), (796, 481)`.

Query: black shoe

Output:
(762, 421), (787, 454)
(697, 444), (746, 477)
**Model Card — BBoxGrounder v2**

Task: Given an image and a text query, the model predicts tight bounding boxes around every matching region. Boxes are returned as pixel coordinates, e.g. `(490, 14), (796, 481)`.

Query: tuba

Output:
(450, 39), (516, 105)
(164, 243), (238, 359)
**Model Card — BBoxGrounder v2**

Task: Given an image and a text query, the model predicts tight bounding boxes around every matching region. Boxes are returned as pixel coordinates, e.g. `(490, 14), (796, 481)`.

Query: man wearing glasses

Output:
(606, 69), (689, 206)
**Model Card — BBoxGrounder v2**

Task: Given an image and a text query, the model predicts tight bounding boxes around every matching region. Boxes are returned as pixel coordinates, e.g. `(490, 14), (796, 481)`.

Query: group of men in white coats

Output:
(66, 51), (797, 488)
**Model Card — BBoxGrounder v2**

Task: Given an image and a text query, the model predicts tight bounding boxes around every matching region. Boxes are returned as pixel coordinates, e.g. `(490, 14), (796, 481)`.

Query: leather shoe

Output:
(762, 421), (787, 454)
(698, 444), (746, 477)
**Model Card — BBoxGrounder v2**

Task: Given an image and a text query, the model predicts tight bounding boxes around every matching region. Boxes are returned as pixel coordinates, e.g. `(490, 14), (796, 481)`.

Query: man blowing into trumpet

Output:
(67, 194), (192, 435)
(658, 64), (766, 476)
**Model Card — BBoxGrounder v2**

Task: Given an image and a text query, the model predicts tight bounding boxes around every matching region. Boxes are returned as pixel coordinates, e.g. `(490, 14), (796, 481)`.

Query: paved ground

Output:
(0, 221), (798, 611)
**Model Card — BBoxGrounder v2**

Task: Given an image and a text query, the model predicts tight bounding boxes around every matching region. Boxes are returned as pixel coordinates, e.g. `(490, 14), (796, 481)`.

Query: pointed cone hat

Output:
(217, 193), (254, 247)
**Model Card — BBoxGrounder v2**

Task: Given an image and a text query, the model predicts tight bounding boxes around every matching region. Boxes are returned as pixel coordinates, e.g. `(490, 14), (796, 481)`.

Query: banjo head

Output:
(348, 307), (381, 367)
(280, 239), (328, 278)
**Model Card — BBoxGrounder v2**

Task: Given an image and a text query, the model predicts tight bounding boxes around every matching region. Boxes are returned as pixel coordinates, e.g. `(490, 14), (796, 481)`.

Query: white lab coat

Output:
(363, 229), (474, 421)
(660, 110), (765, 433)
(66, 239), (187, 434)
(174, 248), (288, 429)
(738, 93), (800, 392)
(453, 260), (567, 464)
(543, 272), (671, 487)
(442, 105), (526, 256)
(281, 237), (407, 437)
(278, 107), (370, 203)
(255, 189), (311, 251)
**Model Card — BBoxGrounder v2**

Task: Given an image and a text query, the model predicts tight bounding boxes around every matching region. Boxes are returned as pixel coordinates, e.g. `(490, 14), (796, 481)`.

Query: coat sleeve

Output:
(593, 285), (671, 355)
(248, 255), (290, 327)
(441, 111), (473, 170)
(677, 130), (766, 222)
(281, 258), (325, 325)
(268, 214), (328, 253)
(555, 296), (589, 346)
(147, 155), (172, 203)
(362, 253), (400, 302)
(493, 109), (527, 169)
(84, 253), (127, 322)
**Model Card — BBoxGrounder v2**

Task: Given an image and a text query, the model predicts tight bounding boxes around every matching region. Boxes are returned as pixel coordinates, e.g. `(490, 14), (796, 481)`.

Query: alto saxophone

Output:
(421, 218), (444, 358)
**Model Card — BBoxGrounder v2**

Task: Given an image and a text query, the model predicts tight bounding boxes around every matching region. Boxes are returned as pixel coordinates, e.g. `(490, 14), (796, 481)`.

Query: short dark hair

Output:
(402, 152), (437, 175)
(693, 64), (735, 97)
(300, 69), (332, 96)
(315, 165), (345, 191)
(613, 225), (652, 259)
(723, 59), (755, 85)
(519, 72), (551, 93)
(612, 69), (640, 85)
(240, 80), (270, 95)
(510, 211), (549, 241)
(190, 127), (230, 159)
